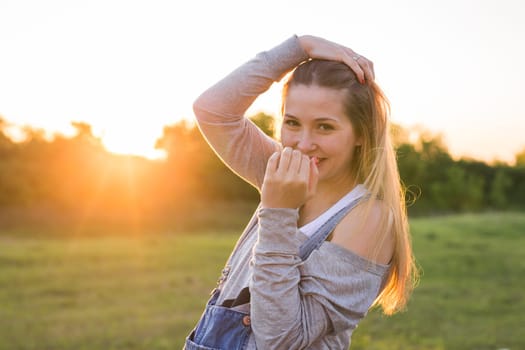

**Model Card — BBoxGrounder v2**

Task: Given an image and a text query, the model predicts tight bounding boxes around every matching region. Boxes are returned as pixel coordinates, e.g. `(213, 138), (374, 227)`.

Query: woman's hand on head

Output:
(298, 35), (375, 84)
(261, 148), (319, 209)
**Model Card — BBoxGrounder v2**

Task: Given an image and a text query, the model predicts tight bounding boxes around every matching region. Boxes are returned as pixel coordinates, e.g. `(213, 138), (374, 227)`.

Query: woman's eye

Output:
(319, 124), (334, 131)
(284, 119), (299, 127)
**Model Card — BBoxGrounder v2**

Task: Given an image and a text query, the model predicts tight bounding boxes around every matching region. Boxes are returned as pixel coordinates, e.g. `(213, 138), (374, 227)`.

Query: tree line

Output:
(0, 114), (523, 231)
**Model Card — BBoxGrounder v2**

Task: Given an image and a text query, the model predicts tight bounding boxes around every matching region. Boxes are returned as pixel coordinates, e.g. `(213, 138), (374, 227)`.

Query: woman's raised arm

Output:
(192, 36), (308, 190)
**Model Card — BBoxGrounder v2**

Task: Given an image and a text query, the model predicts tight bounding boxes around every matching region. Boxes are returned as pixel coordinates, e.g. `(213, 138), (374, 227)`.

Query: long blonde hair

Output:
(282, 59), (418, 315)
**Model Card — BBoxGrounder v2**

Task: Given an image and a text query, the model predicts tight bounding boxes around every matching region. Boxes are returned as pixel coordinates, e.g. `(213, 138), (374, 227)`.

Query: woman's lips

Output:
(310, 156), (324, 166)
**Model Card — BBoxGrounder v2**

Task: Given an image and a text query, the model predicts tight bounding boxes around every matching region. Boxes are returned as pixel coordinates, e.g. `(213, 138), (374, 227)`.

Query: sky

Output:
(1, 0), (524, 163)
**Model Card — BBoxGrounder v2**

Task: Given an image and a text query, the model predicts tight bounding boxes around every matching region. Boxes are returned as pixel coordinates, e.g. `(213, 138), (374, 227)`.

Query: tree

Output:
(154, 120), (258, 203)
(515, 147), (525, 167)
(430, 165), (485, 212)
(249, 112), (276, 138)
(390, 122), (411, 148)
(0, 118), (16, 156)
(489, 168), (512, 209)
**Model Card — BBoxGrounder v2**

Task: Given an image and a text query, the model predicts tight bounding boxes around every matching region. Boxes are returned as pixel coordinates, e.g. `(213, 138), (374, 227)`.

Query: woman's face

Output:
(281, 84), (362, 186)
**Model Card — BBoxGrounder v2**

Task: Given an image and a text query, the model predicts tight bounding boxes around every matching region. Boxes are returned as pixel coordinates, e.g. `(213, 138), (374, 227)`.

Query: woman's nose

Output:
(295, 132), (316, 152)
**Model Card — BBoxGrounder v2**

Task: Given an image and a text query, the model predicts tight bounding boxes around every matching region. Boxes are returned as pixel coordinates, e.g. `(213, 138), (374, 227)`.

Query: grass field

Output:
(1, 212), (524, 350)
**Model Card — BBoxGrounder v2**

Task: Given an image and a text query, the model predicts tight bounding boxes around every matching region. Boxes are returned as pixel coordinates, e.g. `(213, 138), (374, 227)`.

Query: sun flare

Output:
(101, 130), (166, 160)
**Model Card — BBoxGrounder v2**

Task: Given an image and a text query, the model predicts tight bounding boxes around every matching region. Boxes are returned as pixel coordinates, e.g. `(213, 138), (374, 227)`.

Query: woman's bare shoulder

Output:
(330, 200), (394, 264)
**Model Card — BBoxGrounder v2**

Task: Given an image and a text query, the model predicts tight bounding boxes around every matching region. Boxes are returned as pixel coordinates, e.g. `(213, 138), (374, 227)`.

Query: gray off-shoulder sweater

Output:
(192, 35), (390, 350)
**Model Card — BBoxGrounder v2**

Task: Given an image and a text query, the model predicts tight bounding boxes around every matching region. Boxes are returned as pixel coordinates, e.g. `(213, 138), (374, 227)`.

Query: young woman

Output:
(184, 35), (418, 350)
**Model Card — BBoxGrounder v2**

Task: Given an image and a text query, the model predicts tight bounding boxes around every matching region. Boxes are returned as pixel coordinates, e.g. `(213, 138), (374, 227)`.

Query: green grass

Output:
(351, 212), (525, 350)
(1, 212), (524, 350)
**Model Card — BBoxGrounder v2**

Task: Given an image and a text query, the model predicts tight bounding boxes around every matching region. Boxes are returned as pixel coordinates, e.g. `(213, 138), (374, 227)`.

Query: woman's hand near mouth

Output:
(261, 147), (319, 209)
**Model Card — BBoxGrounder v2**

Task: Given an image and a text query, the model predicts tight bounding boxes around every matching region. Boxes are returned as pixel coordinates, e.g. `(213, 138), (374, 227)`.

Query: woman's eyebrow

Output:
(284, 114), (340, 122)
(315, 117), (340, 123)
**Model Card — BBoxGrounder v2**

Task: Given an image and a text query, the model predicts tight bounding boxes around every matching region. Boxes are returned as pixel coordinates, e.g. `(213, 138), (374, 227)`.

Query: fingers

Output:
(261, 148), (311, 209)
(368, 60), (376, 80)
(307, 157), (319, 198)
(278, 147), (293, 173)
(342, 50), (375, 84)
(289, 150), (305, 174)
(264, 151), (280, 178)
(358, 56), (375, 82)
(276, 147), (305, 174)
(299, 153), (310, 177)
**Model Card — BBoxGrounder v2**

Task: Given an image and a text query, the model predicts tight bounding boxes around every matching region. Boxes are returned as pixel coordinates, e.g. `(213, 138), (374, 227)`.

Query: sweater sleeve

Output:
(250, 208), (389, 349)
(192, 36), (309, 190)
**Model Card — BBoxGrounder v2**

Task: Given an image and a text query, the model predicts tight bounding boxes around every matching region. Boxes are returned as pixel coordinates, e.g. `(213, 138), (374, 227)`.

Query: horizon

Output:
(0, 112), (521, 166)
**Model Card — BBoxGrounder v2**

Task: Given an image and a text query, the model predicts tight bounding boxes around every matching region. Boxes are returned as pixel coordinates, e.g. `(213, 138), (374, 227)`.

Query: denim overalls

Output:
(184, 196), (365, 350)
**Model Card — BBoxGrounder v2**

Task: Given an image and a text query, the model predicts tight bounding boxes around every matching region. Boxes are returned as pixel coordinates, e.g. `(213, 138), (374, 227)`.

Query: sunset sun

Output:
(101, 128), (166, 160)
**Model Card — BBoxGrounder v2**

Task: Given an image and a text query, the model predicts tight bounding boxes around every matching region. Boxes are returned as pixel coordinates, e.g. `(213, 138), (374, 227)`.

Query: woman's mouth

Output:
(310, 156), (324, 166)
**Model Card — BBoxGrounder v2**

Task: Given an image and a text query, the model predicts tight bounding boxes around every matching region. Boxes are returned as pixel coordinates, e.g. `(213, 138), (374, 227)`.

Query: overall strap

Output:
(298, 195), (368, 261)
